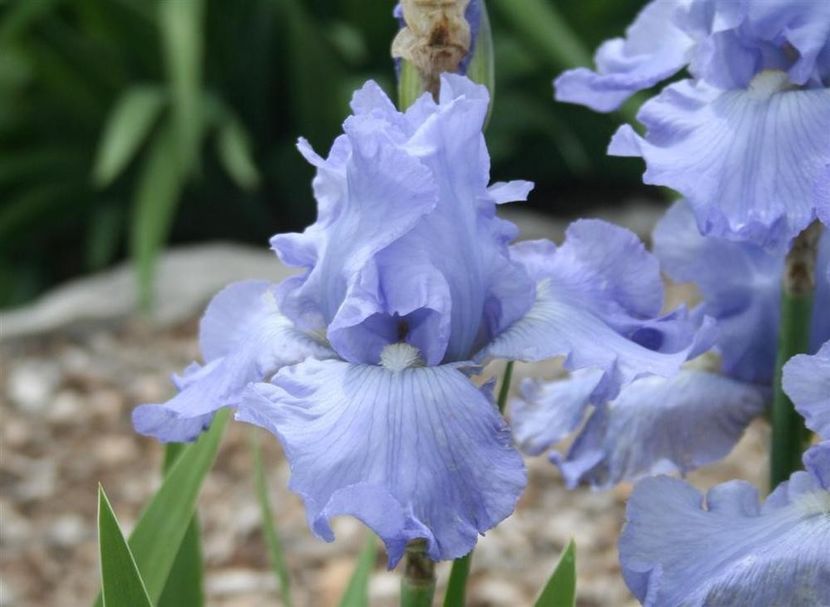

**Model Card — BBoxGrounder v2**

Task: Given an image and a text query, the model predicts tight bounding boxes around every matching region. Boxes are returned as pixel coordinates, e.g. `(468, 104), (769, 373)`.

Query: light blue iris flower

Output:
(133, 76), (710, 565)
(512, 200), (830, 489)
(618, 262), (830, 607)
(619, 441), (830, 607)
(555, 0), (830, 247)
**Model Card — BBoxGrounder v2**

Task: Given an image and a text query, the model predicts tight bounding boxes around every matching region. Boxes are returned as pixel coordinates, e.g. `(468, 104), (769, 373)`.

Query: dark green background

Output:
(0, 0), (650, 308)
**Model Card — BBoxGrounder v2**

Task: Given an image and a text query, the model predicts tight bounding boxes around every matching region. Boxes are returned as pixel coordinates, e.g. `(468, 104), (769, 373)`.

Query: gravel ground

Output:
(0, 315), (768, 607)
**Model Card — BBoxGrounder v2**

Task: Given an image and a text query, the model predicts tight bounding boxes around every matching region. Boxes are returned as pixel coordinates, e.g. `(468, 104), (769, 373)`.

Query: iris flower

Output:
(555, 0), (830, 247)
(618, 267), (830, 606)
(512, 200), (830, 489)
(133, 76), (709, 565)
(619, 441), (830, 606)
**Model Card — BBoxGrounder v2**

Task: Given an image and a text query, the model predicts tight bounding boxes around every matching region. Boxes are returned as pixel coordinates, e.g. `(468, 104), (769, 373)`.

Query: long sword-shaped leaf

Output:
(98, 486), (153, 607)
(130, 122), (183, 311)
(92, 409), (230, 607)
(488, 0), (590, 70)
(252, 433), (293, 607)
(337, 535), (377, 607)
(93, 85), (166, 187)
(158, 0), (204, 173)
(534, 540), (576, 607)
(157, 444), (204, 607)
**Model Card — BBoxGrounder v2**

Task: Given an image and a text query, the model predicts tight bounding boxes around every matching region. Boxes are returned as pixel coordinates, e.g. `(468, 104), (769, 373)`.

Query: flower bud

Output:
(393, 0), (494, 112)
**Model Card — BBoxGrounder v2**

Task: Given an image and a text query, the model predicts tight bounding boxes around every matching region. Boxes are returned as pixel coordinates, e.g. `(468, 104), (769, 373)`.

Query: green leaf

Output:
(252, 432), (293, 607)
(92, 410), (230, 607)
(157, 444), (204, 607)
(92, 85), (166, 187)
(217, 116), (260, 191)
(489, 0), (591, 70)
(337, 534), (377, 607)
(85, 203), (124, 271)
(534, 540), (576, 607)
(443, 552), (472, 607)
(97, 485), (154, 607)
(0, 0), (64, 42)
(158, 0), (204, 173)
(129, 122), (183, 311)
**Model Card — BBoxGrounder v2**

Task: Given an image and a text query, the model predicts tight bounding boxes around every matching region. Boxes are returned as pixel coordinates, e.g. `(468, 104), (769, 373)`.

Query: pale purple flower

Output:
(620, 442), (830, 606)
(134, 75), (709, 565)
(555, 0), (830, 247)
(512, 200), (830, 488)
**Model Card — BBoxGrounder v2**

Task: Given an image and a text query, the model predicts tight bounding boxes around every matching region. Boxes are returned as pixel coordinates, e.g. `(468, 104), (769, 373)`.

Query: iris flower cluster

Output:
(133, 0), (830, 602)
(556, 0), (830, 248)
(133, 75), (710, 565)
(549, 0), (830, 604)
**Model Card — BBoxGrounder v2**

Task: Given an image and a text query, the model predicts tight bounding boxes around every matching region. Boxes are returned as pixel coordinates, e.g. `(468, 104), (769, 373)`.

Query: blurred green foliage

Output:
(0, 0), (644, 309)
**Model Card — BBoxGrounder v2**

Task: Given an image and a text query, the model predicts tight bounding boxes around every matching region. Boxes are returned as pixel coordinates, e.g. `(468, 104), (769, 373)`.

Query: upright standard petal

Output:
(485, 220), (714, 402)
(549, 370), (767, 489)
(237, 357), (526, 566)
(554, 0), (693, 112)
(133, 281), (332, 442)
(610, 79), (830, 247)
(620, 443), (830, 607)
(784, 341), (830, 440)
(273, 76), (535, 367)
(679, 0), (830, 89)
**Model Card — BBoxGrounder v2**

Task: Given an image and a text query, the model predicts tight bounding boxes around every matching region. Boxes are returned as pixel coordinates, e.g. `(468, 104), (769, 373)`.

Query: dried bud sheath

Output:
(392, 0), (472, 98)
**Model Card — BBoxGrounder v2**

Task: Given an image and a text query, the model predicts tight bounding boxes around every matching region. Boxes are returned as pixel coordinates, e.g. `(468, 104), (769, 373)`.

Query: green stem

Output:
(443, 552), (472, 607)
(401, 540), (436, 607)
(770, 221), (822, 488)
(497, 361), (514, 414)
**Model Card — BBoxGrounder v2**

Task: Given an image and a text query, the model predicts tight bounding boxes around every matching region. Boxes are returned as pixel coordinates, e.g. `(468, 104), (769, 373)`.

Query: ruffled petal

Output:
(654, 200), (830, 383)
(554, 0), (693, 112)
(654, 200), (782, 383)
(679, 0), (830, 89)
(133, 281), (333, 442)
(273, 76), (535, 366)
(511, 369), (604, 456)
(548, 370), (767, 489)
(610, 79), (830, 248)
(620, 443), (830, 606)
(237, 357), (526, 566)
(784, 341), (830, 440)
(484, 220), (715, 402)
(273, 102), (438, 343)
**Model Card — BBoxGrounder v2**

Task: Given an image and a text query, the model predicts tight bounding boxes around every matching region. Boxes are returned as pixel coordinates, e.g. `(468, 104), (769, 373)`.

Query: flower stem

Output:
(401, 540), (436, 607)
(497, 361), (514, 414)
(770, 221), (822, 488)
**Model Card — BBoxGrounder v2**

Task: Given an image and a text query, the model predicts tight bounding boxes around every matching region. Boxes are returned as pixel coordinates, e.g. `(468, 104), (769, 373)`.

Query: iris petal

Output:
(620, 443), (830, 606)
(132, 281), (332, 442)
(610, 80), (830, 247)
(484, 220), (714, 402)
(784, 341), (830, 440)
(547, 370), (767, 489)
(237, 358), (526, 566)
(554, 0), (693, 112)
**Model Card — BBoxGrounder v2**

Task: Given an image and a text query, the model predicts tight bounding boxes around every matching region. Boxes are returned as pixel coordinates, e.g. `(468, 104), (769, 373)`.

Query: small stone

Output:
(94, 435), (138, 466)
(7, 360), (62, 413)
(47, 514), (88, 548)
(0, 577), (18, 607)
(471, 576), (525, 605)
(47, 391), (83, 424)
